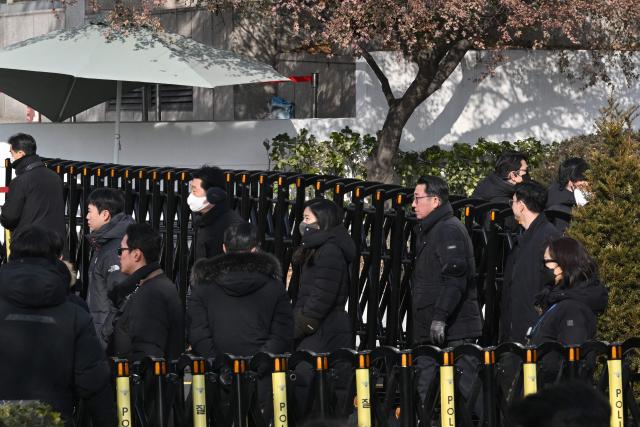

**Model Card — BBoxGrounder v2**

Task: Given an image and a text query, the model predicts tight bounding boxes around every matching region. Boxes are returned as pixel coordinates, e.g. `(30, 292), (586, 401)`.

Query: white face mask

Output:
(574, 188), (589, 207)
(187, 193), (209, 212)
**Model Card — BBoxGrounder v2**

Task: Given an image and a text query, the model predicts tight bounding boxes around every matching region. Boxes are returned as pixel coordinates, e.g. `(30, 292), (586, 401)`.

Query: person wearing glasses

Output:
(85, 188), (134, 348)
(411, 175), (482, 409)
(500, 181), (561, 344)
(472, 151), (530, 203)
(111, 223), (184, 362)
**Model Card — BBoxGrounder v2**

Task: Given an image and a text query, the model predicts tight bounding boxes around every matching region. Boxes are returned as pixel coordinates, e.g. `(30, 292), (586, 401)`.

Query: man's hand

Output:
(429, 320), (446, 346)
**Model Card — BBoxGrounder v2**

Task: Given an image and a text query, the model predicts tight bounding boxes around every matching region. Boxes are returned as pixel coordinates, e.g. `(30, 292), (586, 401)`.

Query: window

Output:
(107, 84), (193, 112)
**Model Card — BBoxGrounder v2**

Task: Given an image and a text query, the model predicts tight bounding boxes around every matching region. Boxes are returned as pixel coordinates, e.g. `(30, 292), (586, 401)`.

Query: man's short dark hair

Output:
(125, 223), (162, 263)
(87, 188), (125, 217)
(192, 165), (226, 191)
(495, 151), (527, 179)
(513, 181), (547, 213)
(224, 223), (258, 254)
(416, 175), (449, 204)
(558, 157), (589, 187)
(10, 226), (58, 260)
(8, 133), (37, 156)
(509, 381), (610, 427)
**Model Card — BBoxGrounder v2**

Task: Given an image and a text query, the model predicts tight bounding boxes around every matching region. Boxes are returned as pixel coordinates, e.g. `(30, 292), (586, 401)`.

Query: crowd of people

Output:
(0, 133), (610, 425)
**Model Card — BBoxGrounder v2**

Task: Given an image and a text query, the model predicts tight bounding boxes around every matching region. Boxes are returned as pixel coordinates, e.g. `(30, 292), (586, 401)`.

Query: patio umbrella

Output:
(0, 23), (289, 162)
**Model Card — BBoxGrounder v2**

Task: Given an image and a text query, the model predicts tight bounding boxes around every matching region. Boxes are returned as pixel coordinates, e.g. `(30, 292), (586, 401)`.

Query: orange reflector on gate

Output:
(278, 177), (283, 186)
(335, 184), (341, 194)
(259, 175), (264, 185)
(166, 172), (171, 180)
(526, 349), (537, 363)
(83, 168), (88, 176)
(56, 165), (61, 173)
(491, 210), (496, 222)
(152, 171), (157, 181)
(397, 194), (403, 204)
(125, 170), (129, 178)
(154, 361), (162, 376)
(375, 191), (381, 201)
(355, 187), (361, 198)
(316, 181), (321, 190)
(139, 171), (144, 179)
(111, 169), (115, 177)
(296, 178), (302, 188)
(401, 353), (412, 367)
(96, 168), (101, 177)
(465, 206), (470, 217)
(242, 174), (247, 184)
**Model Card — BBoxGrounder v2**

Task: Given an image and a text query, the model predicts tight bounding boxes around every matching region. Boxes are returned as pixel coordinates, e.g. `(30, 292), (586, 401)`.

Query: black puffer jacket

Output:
(193, 199), (245, 261)
(411, 203), (483, 344)
(531, 278), (608, 345)
(0, 257), (112, 423)
(472, 172), (515, 203)
(0, 155), (66, 245)
(188, 251), (293, 358)
(294, 224), (356, 352)
(87, 212), (135, 347)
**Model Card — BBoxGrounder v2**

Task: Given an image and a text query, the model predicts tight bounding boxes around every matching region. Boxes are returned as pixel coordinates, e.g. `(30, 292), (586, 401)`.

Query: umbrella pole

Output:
(113, 80), (122, 164)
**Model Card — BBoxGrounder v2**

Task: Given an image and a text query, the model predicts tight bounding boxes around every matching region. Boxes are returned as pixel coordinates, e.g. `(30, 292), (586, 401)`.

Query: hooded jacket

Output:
(0, 257), (112, 422)
(411, 203), (482, 343)
(472, 172), (516, 203)
(192, 199), (245, 261)
(530, 278), (608, 345)
(87, 212), (135, 346)
(0, 155), (66, 246)
(188, 251), (293, 358)
(294, 224), (356, 352)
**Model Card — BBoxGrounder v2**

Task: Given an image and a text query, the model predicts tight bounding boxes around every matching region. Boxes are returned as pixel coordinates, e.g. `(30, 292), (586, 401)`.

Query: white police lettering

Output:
(447, 245), (457, 250)
(108, 265), (120, 273)
(566, 319), (574, 327)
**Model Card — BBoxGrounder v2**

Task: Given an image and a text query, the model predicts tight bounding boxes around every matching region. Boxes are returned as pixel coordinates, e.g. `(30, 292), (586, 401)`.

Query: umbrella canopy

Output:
(0, 23), (289, 122)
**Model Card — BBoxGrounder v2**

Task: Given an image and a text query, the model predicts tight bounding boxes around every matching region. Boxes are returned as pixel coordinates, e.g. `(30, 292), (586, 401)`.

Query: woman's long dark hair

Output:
(547, 237), (598, 287)
(293, 198), (341, 266)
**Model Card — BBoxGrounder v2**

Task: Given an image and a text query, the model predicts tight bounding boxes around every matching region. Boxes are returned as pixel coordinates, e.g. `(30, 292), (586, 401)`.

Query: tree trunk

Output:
(365, 40), (472, 183)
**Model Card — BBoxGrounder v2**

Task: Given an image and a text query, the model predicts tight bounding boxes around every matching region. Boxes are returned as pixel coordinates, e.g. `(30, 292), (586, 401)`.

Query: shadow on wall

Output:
(356, 50), (640, 151)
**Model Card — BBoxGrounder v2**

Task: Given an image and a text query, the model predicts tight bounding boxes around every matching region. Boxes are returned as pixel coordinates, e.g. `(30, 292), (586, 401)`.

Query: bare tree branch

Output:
(361, 49), (396, 108)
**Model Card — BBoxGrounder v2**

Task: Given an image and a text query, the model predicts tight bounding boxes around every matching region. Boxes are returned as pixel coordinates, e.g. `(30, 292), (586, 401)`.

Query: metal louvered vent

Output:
(107, 84), (193, 111)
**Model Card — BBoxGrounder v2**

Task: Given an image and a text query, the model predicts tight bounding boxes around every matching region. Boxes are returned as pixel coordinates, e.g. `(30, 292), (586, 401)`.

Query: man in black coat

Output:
(0, 227), (114, 426)
(411, 176), (483, 410)
(500, 181), (561, 343)
(188, 165), (245, 261)
(188, 222), (293, 419)
(113, 223), (184, 362)
(86, 188), (134, 348)
(188, 222), (293, 358)
(472, 151), (529, 203)
(0, 133), (66, 250)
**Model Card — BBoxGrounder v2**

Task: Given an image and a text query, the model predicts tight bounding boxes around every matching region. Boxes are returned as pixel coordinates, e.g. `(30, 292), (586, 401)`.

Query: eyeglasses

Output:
(413, 195), (439, 202)
(117, 247), (134, 256)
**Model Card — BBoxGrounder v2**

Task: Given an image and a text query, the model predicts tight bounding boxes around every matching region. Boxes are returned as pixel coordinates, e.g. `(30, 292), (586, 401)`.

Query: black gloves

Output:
(294, 311), (320, 339)
(429, 320), (446, 346)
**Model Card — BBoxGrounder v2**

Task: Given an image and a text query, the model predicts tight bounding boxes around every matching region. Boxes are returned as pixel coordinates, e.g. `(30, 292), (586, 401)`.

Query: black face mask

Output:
(522, 173), (531, 182)
(299, 221), (320, 236)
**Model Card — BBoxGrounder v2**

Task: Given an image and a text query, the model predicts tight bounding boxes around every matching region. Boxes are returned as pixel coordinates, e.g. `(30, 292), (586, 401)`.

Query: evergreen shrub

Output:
(0, 401), (64, 427)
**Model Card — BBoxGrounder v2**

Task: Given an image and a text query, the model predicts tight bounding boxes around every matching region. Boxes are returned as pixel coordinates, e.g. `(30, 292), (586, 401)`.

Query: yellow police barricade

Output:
(522, 348), (537, 396)
(441, 351), (455, 427)
(355, 353), (372, 427)
(272, 356), (289, 427)
(114, 359), (132, 427)
(608, 344), (624, 427)
(191, 358), (207, 427)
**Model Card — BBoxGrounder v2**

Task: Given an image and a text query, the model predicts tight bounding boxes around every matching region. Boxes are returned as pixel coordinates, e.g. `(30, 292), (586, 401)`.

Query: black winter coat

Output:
(87, 212), (135, 347)
(500, 214), (561, 343)
(471, 172), (516, 203)
(113, 271), (185, 362)
(0, 257), (112, 422)
(411, 203), (483, 344)
(546, 182), (575, 209)
(188, 251), (293, 358)
(193, 200), (245, 261)
(0, 155), (66, 244)
(294, 225), (355, 353)
(530, 278), (608, 345)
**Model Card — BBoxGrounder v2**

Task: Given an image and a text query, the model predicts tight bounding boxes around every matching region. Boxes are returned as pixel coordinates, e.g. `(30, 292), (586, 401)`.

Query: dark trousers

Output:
(415, 338), (483, 423)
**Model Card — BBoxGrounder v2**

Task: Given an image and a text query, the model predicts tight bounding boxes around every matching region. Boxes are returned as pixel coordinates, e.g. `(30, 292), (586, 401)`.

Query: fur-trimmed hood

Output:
(191, 251), (283, 297)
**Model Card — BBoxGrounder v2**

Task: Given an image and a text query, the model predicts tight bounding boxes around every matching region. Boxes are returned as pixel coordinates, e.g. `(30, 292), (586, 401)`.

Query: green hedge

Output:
(0, 401), (64, 427)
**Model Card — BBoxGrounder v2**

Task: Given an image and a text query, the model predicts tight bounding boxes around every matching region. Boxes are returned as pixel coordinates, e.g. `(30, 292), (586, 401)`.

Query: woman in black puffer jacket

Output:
(292, 199), (356, 418)
(530, 237), (608, 385)
(293, 198), (356, 352)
